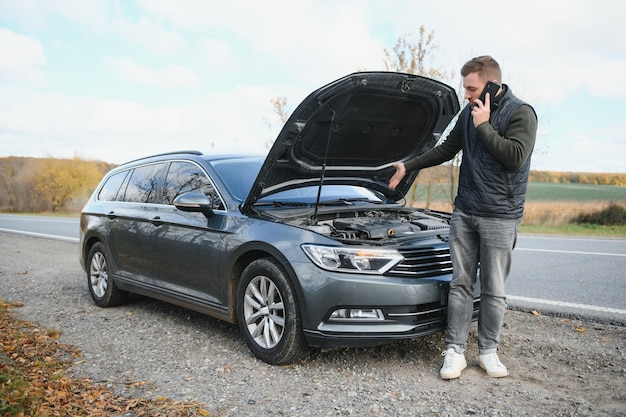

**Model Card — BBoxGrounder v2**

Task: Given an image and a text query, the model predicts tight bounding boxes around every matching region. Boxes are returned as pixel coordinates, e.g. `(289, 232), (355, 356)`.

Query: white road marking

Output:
(516, 248), (626, 257)
(507, 295), (626, 315)
(520, 235), (626, 243)
(0, 228), (78, 243)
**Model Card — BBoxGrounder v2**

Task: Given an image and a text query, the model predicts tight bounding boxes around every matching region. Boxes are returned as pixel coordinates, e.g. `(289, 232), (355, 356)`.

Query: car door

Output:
(106, 162), (167, 285)
(146, 160), (227, 307)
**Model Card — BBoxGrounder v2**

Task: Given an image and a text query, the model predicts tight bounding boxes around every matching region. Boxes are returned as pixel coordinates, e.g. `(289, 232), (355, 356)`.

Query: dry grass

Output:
(416, 200), (626, 227)
(521, 201), (614, 226)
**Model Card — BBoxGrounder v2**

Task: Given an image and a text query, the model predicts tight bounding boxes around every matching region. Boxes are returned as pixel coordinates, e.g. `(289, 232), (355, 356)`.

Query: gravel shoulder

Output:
(1, 232), (624, 417)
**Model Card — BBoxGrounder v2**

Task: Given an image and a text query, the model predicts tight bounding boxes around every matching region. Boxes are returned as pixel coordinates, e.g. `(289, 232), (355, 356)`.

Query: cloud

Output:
(134, 0), (222, 31)
(355, 0), (625, 106)
(0, 0), (624, 172)
(588, 58), (626, 99)
(103, 57), (202, 87)
(47, 0), (109, 31)
(132, 0), (386, 84)
(0, 0), (109, 31)
(110, 10), (188, 55)
(0, 28), (46, 86)
(532, 120), (626, 174)
(0, 83), (277, 163)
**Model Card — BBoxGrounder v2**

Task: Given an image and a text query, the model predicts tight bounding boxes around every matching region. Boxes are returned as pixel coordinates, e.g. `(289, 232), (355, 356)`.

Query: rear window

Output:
(122, 163), (166, 203)
(97, 171), (128, 201)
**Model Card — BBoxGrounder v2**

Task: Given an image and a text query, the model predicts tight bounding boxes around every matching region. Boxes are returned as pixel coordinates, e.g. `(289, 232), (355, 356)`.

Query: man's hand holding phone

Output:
(472, 81), (499, 127)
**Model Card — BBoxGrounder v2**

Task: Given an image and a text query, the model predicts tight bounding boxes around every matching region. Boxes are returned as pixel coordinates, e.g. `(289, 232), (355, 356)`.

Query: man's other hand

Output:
(389, 162), (406, 190)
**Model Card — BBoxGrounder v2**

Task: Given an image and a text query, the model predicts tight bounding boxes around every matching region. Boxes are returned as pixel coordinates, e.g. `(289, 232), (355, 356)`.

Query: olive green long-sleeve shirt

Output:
(404, 100), (537, 173)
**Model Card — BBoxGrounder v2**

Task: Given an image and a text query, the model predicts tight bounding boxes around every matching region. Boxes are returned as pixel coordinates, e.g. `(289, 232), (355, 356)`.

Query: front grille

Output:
(384, 299), (480, 333)
(388, 244), (452, 278)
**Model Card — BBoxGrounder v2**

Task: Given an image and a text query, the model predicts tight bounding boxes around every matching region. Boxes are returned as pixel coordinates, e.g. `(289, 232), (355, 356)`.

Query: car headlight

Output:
(301, 244), (403, 274)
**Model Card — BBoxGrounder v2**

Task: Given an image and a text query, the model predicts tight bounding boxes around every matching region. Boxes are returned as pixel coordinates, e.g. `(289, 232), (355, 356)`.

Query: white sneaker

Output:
(479, 353), (509, 378)
(440, 348), (467, 379)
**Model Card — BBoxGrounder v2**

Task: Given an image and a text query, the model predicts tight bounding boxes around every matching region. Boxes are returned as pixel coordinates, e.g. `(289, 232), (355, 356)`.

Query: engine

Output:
(303, 209), (450, 244)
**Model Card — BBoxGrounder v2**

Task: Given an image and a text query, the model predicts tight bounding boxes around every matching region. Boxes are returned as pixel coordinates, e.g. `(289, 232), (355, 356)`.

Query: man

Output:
(389, 56), (537, 379)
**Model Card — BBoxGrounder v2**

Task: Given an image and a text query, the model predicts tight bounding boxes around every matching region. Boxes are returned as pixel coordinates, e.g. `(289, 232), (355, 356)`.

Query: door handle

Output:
(107, 211), (116, 220)
(151, 216), (163, 226)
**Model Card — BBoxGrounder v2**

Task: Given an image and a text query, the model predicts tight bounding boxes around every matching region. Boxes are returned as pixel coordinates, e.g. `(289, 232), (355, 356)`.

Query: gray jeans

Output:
(445, 209), (520, 355)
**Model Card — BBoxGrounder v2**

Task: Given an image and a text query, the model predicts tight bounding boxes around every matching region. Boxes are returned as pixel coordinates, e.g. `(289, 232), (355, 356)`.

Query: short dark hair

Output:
(461, 55), (502, 83)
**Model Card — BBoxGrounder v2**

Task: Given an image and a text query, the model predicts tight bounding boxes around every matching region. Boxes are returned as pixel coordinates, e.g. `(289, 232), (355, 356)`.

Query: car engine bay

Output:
(291, 208), (451, 245)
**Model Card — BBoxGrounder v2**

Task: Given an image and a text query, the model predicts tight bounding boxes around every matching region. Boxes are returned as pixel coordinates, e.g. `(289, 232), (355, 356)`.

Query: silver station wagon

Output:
(79, 72), (480, 364)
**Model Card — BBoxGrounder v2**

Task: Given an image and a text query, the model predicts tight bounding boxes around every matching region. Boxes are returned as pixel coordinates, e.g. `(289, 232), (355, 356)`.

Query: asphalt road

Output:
(0, 213), (79, 242)
(1, 213), (625, 325)
(507, 235), (626, 325)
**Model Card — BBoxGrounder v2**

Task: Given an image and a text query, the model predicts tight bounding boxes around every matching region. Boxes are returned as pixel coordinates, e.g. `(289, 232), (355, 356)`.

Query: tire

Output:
(87, 242), (127, 307)
(236, 258), (309, 365)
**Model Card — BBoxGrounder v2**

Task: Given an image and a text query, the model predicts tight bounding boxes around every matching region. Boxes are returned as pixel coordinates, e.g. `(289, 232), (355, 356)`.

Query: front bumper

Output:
(304, 298), (480, 348)
(291, 261), (480, 349)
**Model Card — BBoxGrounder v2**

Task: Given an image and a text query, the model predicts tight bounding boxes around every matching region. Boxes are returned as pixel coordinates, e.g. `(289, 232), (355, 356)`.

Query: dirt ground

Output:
(0, 232), (625, 416)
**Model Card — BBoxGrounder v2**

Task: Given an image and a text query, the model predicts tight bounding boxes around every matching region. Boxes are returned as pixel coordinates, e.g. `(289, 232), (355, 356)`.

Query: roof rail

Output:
(122, 150), (203, 165)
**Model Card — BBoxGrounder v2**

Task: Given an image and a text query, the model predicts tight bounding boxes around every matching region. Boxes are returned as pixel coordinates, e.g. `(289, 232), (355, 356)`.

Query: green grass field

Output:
(410, 182), (626, 203)
(525, 182), (626, 201)
(409, 182), (626, 237)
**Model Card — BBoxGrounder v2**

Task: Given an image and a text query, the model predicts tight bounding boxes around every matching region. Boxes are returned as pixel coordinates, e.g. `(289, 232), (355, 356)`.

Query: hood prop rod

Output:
(312, 106), (336, 223)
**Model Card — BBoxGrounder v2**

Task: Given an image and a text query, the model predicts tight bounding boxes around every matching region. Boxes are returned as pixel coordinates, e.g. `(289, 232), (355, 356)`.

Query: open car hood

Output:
(242, 72), (460, 214)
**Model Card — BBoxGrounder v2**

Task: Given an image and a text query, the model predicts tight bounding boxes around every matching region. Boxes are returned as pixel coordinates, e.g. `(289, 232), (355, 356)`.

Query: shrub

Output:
(570, 202), (626, 226)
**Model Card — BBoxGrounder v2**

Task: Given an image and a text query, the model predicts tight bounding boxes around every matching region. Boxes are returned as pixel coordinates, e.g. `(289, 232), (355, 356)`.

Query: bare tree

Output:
(270, 96), (289, 124)
(383, 26), (450, 81)
(0, 161), (18, 211)
(263, 96), (291, 149)
(382, 27), (458, 209)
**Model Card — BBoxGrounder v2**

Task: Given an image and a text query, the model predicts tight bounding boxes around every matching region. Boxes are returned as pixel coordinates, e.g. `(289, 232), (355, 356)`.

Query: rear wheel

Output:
(87, 242), (126, 307)
(236, 258), (308, 364)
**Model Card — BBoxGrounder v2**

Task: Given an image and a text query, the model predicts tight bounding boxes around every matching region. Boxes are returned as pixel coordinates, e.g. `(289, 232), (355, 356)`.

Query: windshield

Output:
(210, 156), (385, 205)
(257, 185), (383, 205)
(210, 157), (264, 201)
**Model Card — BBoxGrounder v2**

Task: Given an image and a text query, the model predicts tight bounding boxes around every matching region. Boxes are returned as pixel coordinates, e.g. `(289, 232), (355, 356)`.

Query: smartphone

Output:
(475, 81), (500, 109)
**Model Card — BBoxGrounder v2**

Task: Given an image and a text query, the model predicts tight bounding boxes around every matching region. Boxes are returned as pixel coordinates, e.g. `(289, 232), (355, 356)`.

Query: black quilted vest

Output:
(455, 87), (532, 219)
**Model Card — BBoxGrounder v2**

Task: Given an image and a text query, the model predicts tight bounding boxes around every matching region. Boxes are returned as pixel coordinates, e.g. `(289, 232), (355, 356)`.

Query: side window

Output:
(97, 170), (129, 201)
(123, 163), (165, 203)
(163, 161), (224, 210)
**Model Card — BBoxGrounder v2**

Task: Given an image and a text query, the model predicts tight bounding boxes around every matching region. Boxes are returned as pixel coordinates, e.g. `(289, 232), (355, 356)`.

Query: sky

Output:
(1, 0), (625, 173)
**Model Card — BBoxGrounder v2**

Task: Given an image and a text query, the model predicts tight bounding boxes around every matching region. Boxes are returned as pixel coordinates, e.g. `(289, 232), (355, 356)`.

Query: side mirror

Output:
(173, 192), (214, 218)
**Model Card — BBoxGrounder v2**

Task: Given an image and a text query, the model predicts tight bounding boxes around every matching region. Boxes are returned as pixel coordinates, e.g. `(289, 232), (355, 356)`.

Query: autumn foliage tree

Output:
(32, 158), (103, 212)
(529, 170), (626, 186)
(0, 156), (114, 213)
(0, 157), (41, 212)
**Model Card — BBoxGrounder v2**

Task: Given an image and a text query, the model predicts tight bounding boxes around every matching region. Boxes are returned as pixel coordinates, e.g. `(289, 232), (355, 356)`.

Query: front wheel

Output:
(236, 258), (308, 365)
(87, 242), (127, 307)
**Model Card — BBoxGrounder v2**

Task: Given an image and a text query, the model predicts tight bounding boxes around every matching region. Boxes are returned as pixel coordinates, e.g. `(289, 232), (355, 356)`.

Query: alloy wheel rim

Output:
(243, 275), (285, 349)
(90, 252), (108, 298)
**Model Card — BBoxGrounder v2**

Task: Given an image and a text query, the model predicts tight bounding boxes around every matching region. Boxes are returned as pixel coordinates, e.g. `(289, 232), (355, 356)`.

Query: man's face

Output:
(463, 72), (486, 106)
